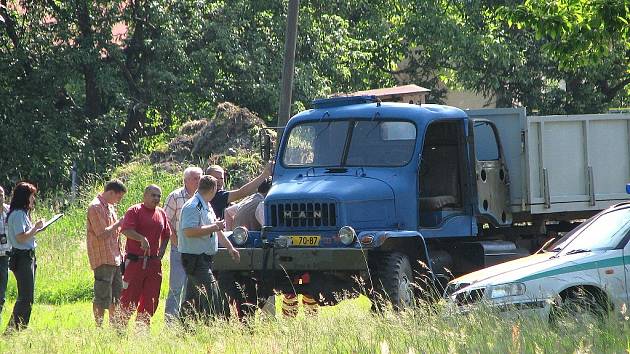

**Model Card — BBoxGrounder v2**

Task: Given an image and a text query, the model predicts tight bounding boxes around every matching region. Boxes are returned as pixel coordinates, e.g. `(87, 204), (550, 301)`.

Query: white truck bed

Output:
(467, 108), (630, 215)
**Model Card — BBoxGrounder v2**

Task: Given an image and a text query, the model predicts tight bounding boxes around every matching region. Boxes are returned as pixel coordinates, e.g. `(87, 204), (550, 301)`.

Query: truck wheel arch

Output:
(374, 233), (435, 284)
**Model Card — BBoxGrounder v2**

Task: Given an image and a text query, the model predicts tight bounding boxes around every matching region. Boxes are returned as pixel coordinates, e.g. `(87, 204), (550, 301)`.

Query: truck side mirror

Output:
(260, 131), (272, 162)
(626, 183), (630, 194)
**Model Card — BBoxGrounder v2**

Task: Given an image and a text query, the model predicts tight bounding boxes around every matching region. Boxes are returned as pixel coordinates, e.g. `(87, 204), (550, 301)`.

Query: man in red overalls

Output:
(120, 184), (172, 326)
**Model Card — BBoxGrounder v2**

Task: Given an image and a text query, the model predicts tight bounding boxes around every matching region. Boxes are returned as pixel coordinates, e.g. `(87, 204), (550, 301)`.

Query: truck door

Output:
(470, 119), (512, 226)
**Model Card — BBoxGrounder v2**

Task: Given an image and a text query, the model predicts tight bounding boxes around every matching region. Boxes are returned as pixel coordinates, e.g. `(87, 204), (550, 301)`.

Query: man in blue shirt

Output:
(178, 175), (239, 321)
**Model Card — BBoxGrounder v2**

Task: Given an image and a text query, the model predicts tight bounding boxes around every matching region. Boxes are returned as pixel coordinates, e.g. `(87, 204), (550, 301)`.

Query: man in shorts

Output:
(86, 179), (127, 327)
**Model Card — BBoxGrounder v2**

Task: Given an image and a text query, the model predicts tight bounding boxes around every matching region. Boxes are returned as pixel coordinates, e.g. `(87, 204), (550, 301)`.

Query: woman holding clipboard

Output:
(5, 182), (44, 331)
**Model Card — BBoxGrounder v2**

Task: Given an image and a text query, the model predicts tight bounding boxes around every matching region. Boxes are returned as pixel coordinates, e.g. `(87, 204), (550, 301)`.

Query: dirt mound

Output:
(191, 102), (270, 158)
(152, 102), (276, 163)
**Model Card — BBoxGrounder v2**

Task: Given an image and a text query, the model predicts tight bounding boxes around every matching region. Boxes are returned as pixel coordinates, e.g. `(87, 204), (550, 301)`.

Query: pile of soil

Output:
(150, 102), (276, 187)
(152, 102), (275, 162)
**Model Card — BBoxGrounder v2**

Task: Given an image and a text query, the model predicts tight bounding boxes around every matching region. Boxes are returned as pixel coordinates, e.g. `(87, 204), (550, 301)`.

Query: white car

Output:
(445, 201), (630, 321)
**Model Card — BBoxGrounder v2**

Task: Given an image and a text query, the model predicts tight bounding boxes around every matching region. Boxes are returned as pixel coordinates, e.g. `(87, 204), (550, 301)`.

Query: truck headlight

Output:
(489, 282), (526, 299)
(232, 226), (249, 246)
(338, 226), (356, 245)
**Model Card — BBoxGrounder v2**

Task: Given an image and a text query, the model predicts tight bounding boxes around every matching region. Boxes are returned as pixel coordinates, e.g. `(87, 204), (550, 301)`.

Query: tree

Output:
(394, 0), (629, 113)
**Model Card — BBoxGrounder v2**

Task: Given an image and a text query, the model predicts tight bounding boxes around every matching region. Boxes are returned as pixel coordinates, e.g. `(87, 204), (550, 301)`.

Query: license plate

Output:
(290, 236), (321, 246)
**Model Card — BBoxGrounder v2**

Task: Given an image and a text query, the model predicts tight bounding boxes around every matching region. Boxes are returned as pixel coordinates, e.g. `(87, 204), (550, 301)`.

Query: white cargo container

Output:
(468, 108), (630, 219)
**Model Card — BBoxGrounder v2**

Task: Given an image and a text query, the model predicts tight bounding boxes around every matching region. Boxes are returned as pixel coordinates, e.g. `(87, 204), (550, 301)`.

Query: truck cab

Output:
(214, 96), (520, 311)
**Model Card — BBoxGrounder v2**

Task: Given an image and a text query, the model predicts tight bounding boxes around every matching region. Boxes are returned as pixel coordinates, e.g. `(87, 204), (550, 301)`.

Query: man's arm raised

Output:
(227, 162), (273, 203)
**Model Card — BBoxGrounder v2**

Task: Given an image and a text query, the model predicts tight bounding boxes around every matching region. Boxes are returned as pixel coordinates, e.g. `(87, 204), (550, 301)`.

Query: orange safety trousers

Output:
(281, 293), (318, 318)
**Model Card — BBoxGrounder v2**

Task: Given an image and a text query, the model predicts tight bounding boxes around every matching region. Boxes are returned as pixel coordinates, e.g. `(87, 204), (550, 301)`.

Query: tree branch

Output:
(601, 75), (630, 102)
(0, 0), (20, 50)
(0, 0), (31, 75)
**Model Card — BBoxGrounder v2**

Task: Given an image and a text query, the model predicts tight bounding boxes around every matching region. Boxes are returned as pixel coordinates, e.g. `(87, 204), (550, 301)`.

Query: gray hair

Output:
(183, 166), (203, 181)
(205, 164), (224, 175)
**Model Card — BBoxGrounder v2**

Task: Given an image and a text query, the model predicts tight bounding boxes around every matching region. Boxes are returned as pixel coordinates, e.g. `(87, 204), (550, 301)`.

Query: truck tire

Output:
(369, 252), (416, 312)
(217, 272), (259, 320)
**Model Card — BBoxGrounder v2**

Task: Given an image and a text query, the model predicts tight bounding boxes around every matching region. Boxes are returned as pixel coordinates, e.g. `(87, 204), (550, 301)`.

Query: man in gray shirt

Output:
(178, 175), (239, 322)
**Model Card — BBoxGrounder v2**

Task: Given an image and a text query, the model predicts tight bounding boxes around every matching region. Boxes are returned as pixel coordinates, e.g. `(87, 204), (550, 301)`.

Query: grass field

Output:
(1, 297), (629, 353)
(2, 160), (630, 353)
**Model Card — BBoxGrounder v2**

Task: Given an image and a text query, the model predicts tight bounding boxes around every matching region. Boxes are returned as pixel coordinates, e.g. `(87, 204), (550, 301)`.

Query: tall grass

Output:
(1, 298), (630, 353)
(2, 159), (630, 353)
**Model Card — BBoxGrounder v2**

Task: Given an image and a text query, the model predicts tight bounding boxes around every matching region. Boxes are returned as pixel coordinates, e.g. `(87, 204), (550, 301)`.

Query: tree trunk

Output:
(76, 0), (102, 119)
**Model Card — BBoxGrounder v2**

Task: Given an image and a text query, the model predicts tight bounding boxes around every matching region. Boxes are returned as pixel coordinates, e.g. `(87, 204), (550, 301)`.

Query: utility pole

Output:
(276, 0), (300, 135)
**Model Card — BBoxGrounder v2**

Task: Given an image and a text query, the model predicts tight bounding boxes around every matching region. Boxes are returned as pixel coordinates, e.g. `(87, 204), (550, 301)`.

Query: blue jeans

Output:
(165, 246), (186, 319)
(0, 255), (8, 316)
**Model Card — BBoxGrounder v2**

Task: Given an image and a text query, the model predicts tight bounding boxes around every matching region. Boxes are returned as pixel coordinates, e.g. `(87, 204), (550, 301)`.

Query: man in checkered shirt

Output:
(86, 179), (127, 327)
(163, 166), (203, 321)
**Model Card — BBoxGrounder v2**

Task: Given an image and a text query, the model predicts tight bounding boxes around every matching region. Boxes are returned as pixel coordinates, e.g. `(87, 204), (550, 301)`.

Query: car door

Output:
(621, 243), (630, 309)
(594, 249), (627, 311)
(469, 119), (512, 227)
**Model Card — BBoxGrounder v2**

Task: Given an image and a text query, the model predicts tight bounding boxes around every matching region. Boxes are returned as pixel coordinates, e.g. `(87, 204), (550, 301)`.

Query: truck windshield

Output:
(548, 207), (630, 254)
(282, 120), (416, 167)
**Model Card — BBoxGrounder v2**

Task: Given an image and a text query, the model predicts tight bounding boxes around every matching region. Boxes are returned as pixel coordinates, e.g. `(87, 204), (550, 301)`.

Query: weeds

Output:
(2, 161), (630, 353)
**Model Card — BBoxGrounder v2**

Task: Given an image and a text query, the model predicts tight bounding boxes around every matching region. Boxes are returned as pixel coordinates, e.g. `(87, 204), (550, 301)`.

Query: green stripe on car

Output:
(518, 255), (627, 282)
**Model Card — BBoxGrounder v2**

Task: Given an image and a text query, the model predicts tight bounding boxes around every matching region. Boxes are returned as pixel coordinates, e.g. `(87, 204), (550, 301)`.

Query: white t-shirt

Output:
(0, 203), (10, 255)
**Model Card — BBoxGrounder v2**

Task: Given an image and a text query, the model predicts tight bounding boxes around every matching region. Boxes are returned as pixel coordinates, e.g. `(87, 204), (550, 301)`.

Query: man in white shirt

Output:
(229, 179), (271, 231)
(231, 179), (275, 316)
(163, 166), (203, 321)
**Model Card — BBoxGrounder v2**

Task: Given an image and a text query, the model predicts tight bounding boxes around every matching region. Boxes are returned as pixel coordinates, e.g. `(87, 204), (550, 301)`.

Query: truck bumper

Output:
(213, 247), (368, 271)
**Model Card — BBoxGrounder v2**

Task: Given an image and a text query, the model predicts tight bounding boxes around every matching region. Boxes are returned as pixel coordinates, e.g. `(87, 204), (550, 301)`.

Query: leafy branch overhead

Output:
(0, 0), (628, 191)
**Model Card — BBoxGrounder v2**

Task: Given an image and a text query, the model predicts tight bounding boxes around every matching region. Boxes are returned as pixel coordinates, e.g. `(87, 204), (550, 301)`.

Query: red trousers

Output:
(120, 258), (162, 324)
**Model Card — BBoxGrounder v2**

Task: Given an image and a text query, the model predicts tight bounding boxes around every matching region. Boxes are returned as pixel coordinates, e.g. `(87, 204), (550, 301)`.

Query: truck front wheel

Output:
(217, 272), (260, 320)
(369, 252), (415, 311)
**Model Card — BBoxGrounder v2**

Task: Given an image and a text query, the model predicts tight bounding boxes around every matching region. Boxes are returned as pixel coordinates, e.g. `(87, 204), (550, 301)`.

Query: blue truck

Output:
(214, 96), (630, 312)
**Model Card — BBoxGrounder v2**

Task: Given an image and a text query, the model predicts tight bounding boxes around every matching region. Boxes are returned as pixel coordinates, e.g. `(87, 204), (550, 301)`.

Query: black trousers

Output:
(0, 255), (8, 315)
(179, 253), (225, 322)
(8, 249), (36, 330)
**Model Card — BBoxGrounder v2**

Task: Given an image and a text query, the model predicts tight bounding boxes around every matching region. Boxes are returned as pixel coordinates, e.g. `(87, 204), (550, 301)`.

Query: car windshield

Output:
(282, 120), (417, 167)
(548, 207), (630, 254)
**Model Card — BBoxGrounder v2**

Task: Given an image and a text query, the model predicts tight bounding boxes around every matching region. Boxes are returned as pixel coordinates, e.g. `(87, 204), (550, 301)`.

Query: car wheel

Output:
(549, 287), (609, 327)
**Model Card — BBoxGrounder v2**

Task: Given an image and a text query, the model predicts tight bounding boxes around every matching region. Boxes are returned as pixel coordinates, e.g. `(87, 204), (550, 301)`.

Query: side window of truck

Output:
(284, 125), (316, 165)
(473, 122), (500, 160)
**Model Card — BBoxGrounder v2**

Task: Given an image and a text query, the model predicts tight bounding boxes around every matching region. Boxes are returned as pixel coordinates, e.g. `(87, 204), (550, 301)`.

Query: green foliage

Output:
(1, 0), (628, 193)
(502, 0), (629, 68)
(392, 0), (629, 113)
(495, 0), (630, 112)
(215, 150), (264, 189)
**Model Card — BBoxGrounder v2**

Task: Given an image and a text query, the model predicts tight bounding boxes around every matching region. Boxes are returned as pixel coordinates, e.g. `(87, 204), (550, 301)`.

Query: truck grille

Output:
(269, 202), (337, 228)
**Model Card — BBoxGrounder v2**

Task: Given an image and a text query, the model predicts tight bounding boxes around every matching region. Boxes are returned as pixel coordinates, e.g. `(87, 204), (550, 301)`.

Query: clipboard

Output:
(39, 213), (63, 232)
